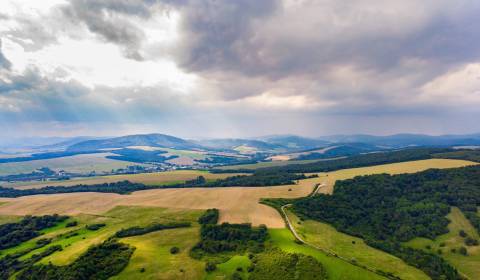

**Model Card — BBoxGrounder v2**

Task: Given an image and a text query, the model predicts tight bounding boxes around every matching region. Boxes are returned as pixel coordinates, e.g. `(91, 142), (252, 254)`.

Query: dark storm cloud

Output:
(168, 0), (480, 80)
(60, 0), (167, 60)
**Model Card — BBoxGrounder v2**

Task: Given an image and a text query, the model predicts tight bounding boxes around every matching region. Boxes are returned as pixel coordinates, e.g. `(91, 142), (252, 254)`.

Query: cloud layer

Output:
(0, 0), (479, 138)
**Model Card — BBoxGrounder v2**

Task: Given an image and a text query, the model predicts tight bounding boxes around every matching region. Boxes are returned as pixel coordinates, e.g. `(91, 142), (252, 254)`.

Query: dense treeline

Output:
(198, 209), (219, 225)
(16, 239), (134, 280)
(0, 180), (152, 197)
(0, 214), (68, 249)
(115, 222), (191, 238)
(213, 148), (451, 174)
(0, 172), (308, 198)
(206, 173), (310, 187)
(191, 209), (268, 258)
(249, 248), (328, 280)
(0, 245), (62, 279)
(433, 149), (480, 163)
(293, 165), (480, 279)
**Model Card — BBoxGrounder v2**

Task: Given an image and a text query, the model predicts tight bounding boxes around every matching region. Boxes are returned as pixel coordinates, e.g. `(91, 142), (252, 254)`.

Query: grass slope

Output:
(405, 207), (480, 279)
(285, 210), (428, 280)
(112, 227), (205, 280)
(0, 206), (202, 267)
(268, 229), (386, 280)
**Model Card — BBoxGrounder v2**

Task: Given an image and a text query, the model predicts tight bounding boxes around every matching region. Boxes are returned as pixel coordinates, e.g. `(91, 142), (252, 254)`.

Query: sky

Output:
(0, 0), (479, 139)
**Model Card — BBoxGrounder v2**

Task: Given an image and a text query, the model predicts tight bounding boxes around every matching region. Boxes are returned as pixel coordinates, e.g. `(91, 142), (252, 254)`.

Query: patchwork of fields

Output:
(0, 158), (474, 228)
(0, 157), (478, 279)
(0, 153), (138, 176)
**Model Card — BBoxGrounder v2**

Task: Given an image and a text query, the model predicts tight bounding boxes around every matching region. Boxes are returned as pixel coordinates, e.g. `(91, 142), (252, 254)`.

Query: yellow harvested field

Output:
(6, 170), (241, 189)
(0, 159), (475, 228)
(0, 180), (316, 228)
(317, 159), (477, 194)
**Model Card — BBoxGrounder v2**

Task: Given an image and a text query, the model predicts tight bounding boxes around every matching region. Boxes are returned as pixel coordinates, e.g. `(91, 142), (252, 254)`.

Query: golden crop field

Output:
(317, 158), (477, 194)
(5, 170), (242, 189)
(0, 158), (475, 228)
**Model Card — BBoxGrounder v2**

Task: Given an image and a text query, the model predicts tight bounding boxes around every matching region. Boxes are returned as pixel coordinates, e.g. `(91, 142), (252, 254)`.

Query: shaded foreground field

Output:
(0, 205), (392, 280)
(4, 170), (240, 189)
(0, 159), (475, 228)
(0, 206), (207, 279)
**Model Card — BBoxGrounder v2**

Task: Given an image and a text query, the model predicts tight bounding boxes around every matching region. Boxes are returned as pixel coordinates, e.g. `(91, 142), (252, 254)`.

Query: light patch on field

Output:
(234, 145), (258, 154)
(0, 153), (139, 176)
(126, 146), (164, 151)
(319, 159), (478, 194)
(217, 159), (320, 170)
(165, 156), (196, 166)
(269, 146), (339, 161)
(5, 170), (240, 189)
(267, 155), (291, 161)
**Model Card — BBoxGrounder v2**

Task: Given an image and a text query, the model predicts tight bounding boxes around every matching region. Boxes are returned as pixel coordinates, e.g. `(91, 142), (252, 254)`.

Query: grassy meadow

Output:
(405, 207), (480, 279)
(268, 228), (386, 280)
(285, 210), (429, 280)
(0, 153), (138, 176)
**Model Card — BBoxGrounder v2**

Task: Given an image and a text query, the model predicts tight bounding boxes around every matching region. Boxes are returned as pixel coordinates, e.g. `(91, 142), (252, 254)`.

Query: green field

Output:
(0, 206), (203, 266)
(285, 210), (428, 280)
(204, 255), (251, 280)
(112, 226), (205, 280)
(268, 229), (386, 280)
(0, 153), (140, 176)
(405, 207), (480, 279)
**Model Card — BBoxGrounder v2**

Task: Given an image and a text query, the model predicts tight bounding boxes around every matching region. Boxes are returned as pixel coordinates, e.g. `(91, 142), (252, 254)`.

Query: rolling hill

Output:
(67, 133), (202, 152)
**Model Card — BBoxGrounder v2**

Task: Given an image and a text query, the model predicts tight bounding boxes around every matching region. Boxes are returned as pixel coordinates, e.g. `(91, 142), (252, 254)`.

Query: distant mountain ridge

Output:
(9, 132), (480, 155)
(67, 133), (202, 152)
(318, 133), (480, 148)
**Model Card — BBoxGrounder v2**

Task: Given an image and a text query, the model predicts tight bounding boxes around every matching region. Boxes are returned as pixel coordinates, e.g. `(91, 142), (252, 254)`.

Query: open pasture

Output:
(0, 153), (137, 176)
(285, 210), (428, 280)
(405, 207), (480, 279)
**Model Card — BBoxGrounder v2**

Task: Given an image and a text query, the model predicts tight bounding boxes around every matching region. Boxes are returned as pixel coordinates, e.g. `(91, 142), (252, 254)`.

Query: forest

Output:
(16, 239), (134, 280)
(115, 222), (191, 238)
(0, 172), (308, 198)
(214, 148), (452, 174)
(0, 214), (68, 249)
(191, 209), (268, 259)
(292, 164), (480, 279)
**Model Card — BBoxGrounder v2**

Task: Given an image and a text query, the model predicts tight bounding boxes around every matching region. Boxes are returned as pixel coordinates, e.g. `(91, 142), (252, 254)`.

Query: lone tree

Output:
(170, 246), (180, 254)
